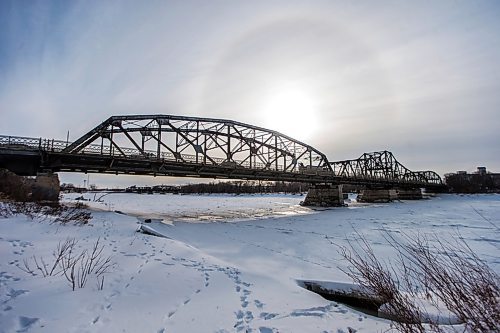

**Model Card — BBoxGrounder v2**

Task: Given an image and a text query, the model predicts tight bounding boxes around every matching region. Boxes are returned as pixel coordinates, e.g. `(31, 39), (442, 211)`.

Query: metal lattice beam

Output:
(330, 150), (442, 185)
(62, 115), (332, 174)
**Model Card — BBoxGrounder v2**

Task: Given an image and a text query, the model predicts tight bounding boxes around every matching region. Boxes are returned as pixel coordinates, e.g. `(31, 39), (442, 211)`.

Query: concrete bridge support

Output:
(358, 187), (423, 202)
(301, 184), (345, 207)
(31, 172), (60, 202)
(396, 188), (423, 200)
(0, 169), (60, 202)
(358, 188), (398, 203)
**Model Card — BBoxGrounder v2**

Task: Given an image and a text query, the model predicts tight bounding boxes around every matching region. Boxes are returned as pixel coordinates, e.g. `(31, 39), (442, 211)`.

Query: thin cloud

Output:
(0, 1), (499, 186)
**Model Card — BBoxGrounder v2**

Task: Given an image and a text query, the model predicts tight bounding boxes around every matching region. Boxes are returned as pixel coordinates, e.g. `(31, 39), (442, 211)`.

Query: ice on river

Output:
(0, 193), (498, 332)
(63, 192), (313, 223)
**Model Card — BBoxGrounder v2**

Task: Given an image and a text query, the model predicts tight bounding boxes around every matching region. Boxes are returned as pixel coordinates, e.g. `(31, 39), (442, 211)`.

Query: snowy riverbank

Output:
(1, 193), (498, 332)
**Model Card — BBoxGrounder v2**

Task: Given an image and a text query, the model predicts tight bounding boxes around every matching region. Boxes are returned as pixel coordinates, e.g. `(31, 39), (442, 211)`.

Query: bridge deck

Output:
(0, 134), (444, 189)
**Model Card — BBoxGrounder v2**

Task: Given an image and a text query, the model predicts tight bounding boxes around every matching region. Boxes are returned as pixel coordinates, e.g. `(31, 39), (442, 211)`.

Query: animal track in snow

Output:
(17, 316), (39, 332)
(287, 302), (345, 318)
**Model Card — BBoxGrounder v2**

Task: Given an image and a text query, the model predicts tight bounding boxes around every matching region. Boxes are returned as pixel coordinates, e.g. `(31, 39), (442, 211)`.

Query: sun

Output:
(261, 85), (319, 141)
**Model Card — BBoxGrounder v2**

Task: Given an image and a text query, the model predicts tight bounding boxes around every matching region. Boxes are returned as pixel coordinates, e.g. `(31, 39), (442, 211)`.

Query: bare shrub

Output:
(338, 231), (499, 333)
(60, 237), (114, 290)
(0, 202), (15, 217)
(386, 233), (500, 332)
(50, 202), (91, 225)
(338, 232), (426, 333)
(19, 237), (115, 291)
(0, 169), (31, 201)
(19, 238), (76, 277)
(0, 201), (91, 224)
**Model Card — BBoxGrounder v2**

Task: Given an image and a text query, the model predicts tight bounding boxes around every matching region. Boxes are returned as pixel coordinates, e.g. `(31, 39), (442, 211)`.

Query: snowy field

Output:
(0, 193), (498, 332)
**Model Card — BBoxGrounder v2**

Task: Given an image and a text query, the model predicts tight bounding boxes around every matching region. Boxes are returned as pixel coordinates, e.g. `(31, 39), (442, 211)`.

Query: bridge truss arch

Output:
(329, 150), (443, 186)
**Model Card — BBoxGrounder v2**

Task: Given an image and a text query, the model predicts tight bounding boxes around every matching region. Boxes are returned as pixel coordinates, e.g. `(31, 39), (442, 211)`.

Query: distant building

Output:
(445, 167), (500, 193)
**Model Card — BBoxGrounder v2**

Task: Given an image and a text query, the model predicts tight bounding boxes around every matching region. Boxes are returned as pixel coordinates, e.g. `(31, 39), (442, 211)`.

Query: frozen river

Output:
(1, 193), (498, 332)
(63, 192), (312, 222)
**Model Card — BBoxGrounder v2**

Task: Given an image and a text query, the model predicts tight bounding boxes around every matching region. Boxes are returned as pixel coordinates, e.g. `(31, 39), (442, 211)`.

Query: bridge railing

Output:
(0, 135), (293, 172)
(0, 135), (43, 149)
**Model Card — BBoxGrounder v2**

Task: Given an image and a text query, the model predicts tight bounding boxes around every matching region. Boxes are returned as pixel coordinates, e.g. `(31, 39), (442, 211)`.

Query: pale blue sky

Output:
(1, 1), (499, 187)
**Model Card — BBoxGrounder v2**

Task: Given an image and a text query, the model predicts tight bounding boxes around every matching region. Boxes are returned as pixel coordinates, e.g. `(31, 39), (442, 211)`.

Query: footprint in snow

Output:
(6, 288), (29, 300)
(17, 316), (39, 332)
(235, 310), (244, 319)
(244, 311), (254, 322)
(289, 303), (341, 318)
(0, 271), (21, 282)
(259, 312), (278, 320)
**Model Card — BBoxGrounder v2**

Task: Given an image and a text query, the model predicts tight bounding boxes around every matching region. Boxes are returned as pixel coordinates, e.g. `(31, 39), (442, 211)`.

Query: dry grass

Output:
(0, 201), (91, 224)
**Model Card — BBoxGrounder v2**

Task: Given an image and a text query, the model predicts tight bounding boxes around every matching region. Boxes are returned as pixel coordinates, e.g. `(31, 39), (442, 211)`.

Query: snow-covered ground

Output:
(0, 193), (498, 332)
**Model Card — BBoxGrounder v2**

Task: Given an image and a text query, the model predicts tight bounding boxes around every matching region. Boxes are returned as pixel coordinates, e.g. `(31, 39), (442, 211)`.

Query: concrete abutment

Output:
(358, 187), (423, 202)
(32, 172), (60, 202)
(396, 188), (423, 200)
(357, 188), (397, 203)
(0, 168), (60, 202)
(301, 184), (345, 207)
(301, 185), (424, 207)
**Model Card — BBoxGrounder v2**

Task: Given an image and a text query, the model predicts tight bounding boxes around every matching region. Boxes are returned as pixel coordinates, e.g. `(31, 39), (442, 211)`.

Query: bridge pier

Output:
(396, 188), (423, 200)
(301, 184), (345, 207)
(358, 187), (424, 202)
(357, 188), (398, 203)
(31, 172), (60, 202)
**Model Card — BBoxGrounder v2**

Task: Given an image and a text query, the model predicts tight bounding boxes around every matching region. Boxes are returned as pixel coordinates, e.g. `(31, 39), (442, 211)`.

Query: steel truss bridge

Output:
(0, 115), (444, 189)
